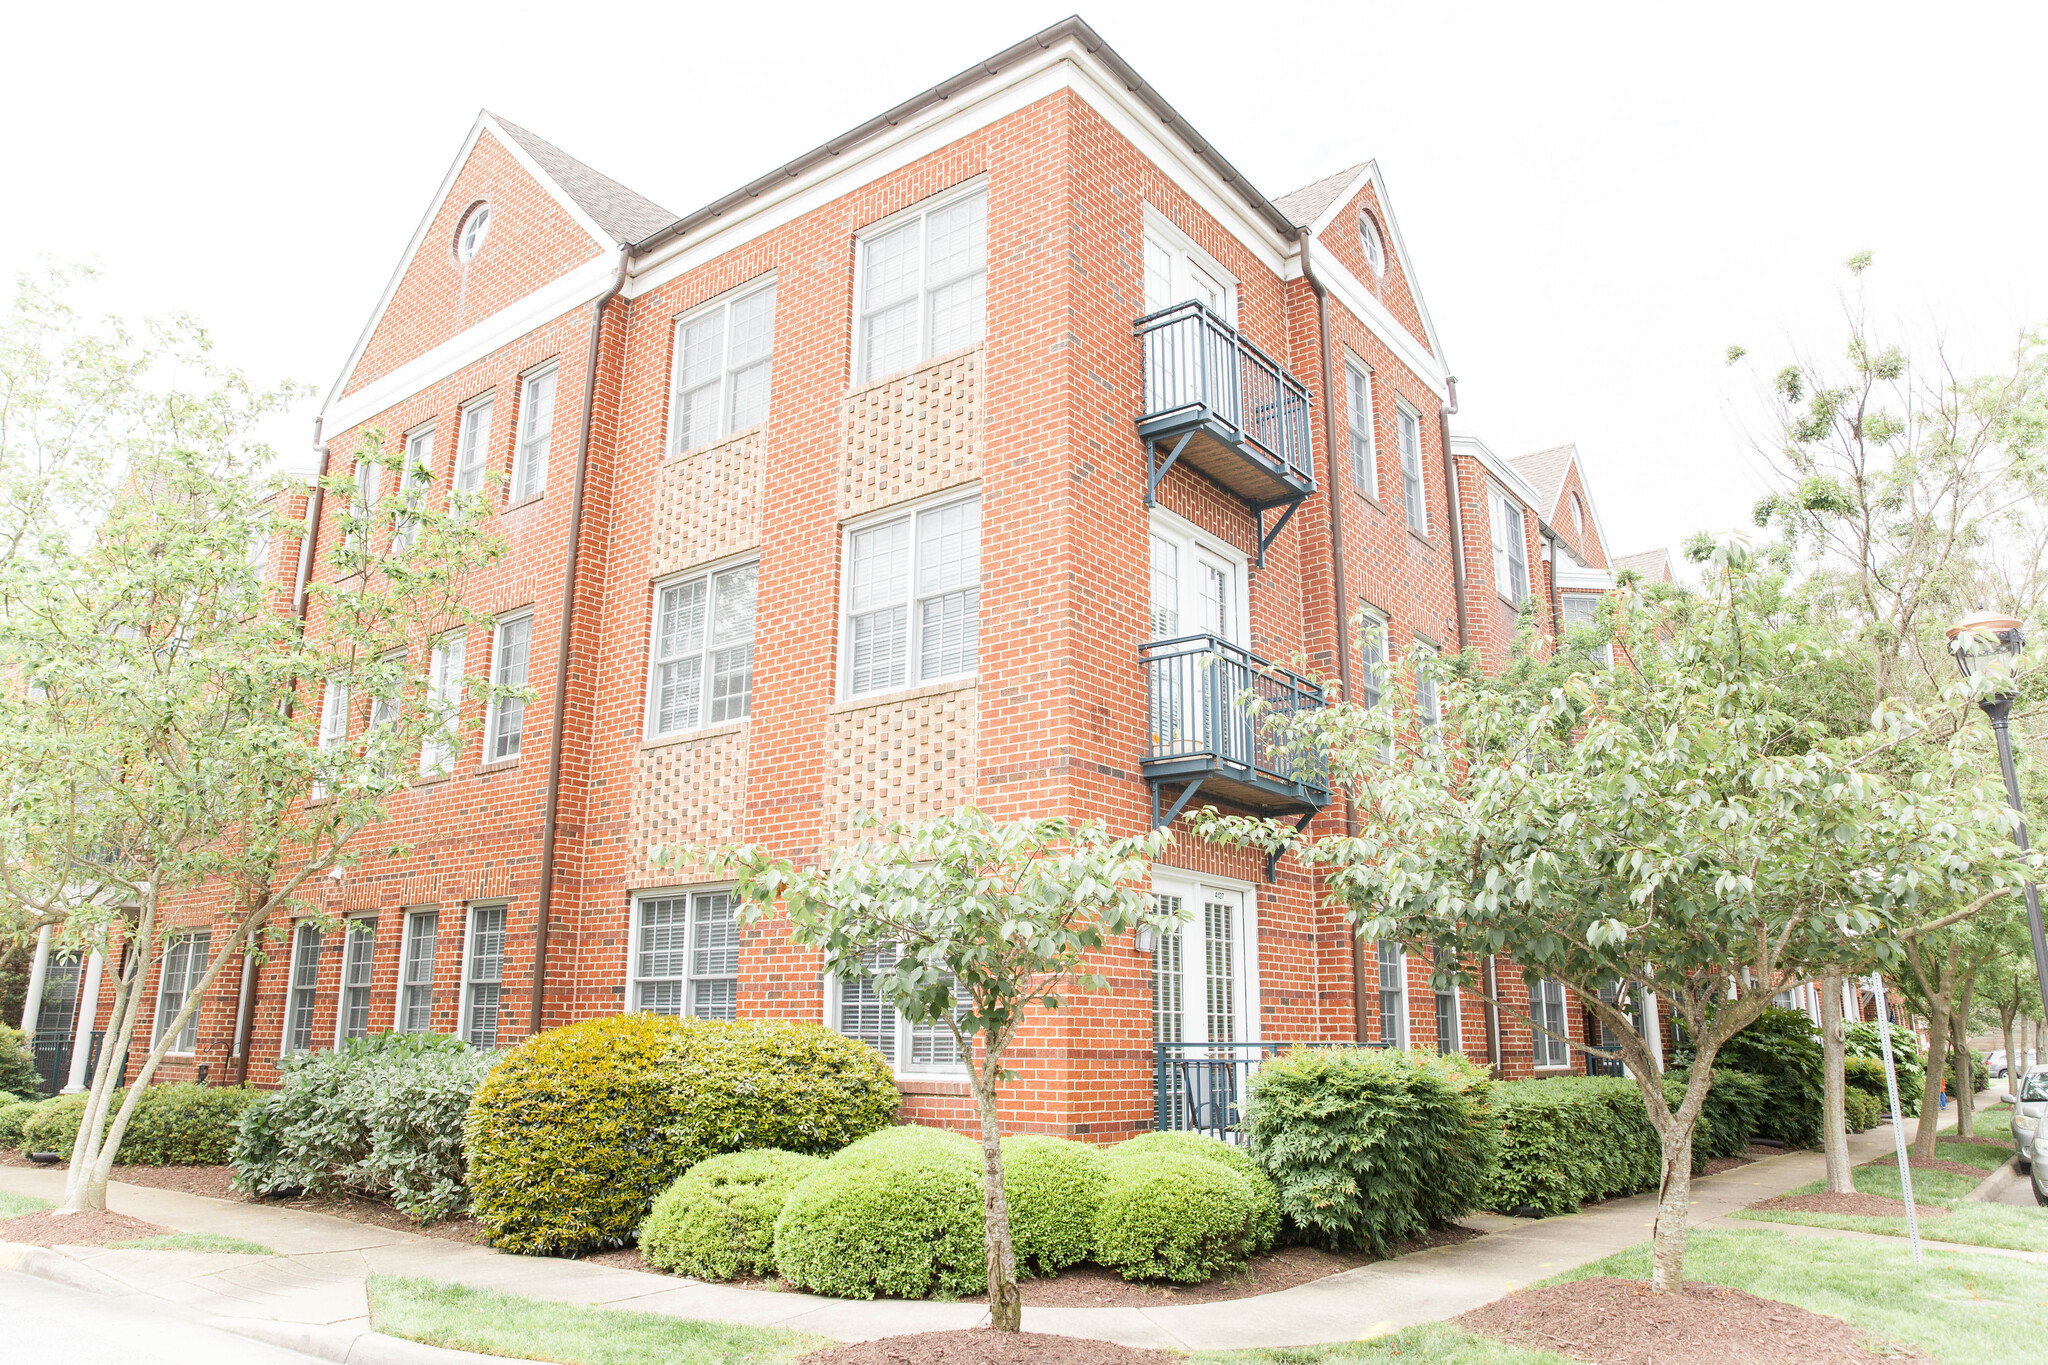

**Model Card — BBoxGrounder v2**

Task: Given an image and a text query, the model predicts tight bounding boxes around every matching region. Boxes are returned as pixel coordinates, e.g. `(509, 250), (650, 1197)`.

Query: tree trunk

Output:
(1913, 1000), (1949, 1160)
(1951, 978), (1976, 1139)
(1819, 974), (1853, 1195)
(2003, 1010), (2019, 1096)
(1649, 1087), (1703, 1292)
(967, 1046), (1021, 1332)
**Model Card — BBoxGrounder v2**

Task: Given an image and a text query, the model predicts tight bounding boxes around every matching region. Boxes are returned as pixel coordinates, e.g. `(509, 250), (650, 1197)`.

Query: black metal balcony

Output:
(1141, 634), (1329, 836)
(1135, 301), (1315, 563)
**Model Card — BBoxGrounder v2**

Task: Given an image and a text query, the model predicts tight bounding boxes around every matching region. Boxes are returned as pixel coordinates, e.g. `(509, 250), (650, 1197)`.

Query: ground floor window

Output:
(1376, 939), (1406, 1048)
(398, 909), (438, 1033)
(831, 946), (965, 1073)
(1433, 951), (1460, 1054)
(336, 919), (376, 1043)
(1532, 977), (1571, 1068)
(282, 923), (321, 1053)
(631, 889), (739, 1020)
(462, 904), (506, 1048)
(156, 932), (213, 1054)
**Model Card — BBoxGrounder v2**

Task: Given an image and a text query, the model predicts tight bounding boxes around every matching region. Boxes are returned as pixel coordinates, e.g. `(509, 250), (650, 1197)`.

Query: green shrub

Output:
(1688, 1068), (1768, 1160)
(1947, 1049), (1989, 1098)
(1846, 1023), (1923, 1114)
(1713, 1008), (1824, 1148)
(22, 1091), (113, 1157)
(466, 1015), (898, 1256)
(0, 1098), (35, 1147)
(232, 1032), (493, 1222)
(773, 1126), (986, 1298)
(1244, 1045), (1495, 1255)
(1844, 1086), (1881, 1133)
(114, 1084), (263, 1165)
(639, 1149), (823, 1281)
(0, 1024), (38, 1101)
(1484, 1076), (1660, 1216)
(1092, 1149), (1256, 1282)
(1001, 1135), (1108, 1275)
(1112, 1130), (1279, 1253)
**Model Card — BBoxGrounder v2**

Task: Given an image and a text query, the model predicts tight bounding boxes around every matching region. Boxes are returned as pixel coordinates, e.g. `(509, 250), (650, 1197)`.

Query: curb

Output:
(211, 1317), (512, 1365)
(0, 1239), (131, 1296)
(1965, 1158), (2027, 1205)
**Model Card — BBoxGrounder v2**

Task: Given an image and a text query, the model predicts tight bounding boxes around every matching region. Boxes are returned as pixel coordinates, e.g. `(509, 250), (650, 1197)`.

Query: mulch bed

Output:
(1749, 1192), (1946, 1219)
(1859, 1154), (1989, 1178)
(1457, 1276), (1932, 1365)
(799, 1329), (1175, 1365)
(1696, 1144), (1780, 1178)
(0, 1208), (169, 1247)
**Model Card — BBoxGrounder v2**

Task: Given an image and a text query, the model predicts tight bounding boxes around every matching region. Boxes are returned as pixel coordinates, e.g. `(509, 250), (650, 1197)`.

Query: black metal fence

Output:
(1155, 1039), (1391, 1140)
(1141, 634), (1327, 795)
(1582, 1052), (1626, 1077)
(1134, 300), (1314, 482)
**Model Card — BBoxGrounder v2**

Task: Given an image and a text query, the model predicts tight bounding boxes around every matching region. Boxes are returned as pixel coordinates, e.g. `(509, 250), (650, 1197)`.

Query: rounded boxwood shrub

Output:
(639, 1149), (823, 1280)
(774, 1125), (986, 1299)
(0, 1024), (38, 1102)
(1111, 1130), (1279, 1253)
(119, 1084), (264, 1165)
(22, 1091), (114, 1158)
(0, 1098), (38, 1148)
(1092, 1149), (1256, 1282)
(1001, 1134), (1108, 1275)
(466, 1015), (898, 1255)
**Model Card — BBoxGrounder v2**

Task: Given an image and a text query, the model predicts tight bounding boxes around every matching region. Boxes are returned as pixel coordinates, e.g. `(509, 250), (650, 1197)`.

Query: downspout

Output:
(1298, 229), (1370, 1043)
(1544, 525), (1563, 649)
(529, 247), (632, 1038)
(1438, 379), (1467, 654)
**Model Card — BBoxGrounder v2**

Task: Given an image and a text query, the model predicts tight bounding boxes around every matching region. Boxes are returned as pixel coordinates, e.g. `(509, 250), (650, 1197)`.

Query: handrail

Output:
(1139, 633), (1328, 795)
(1134, 301), (1315, 485)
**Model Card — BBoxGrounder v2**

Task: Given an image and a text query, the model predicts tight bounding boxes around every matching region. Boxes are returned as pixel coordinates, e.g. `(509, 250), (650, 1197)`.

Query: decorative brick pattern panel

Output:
(837, 348), (983, 521)
(825, 684), (978, 837)
(628, 729), (749, 884)
(649, 429), (765, 576)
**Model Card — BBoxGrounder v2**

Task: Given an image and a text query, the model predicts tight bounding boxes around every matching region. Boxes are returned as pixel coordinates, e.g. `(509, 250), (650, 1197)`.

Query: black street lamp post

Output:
(1947, 609), (2048, 1025)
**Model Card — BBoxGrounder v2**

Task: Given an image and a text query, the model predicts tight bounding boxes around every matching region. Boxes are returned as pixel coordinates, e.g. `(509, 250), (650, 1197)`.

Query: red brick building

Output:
(23, 18), (1668, 1133)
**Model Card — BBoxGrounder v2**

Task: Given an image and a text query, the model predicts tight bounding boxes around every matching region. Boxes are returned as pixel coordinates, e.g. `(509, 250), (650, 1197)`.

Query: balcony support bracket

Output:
(1265, 809), (1316, 882)
(1254, 495), (1305, 568)
(1150, 775), (1207, 832)
(1144, 432), (1195, 509)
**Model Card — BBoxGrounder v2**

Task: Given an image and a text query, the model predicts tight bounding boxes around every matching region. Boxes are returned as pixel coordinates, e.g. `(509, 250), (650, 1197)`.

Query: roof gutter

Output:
(627, 16), (1298, 265)
(529, 245), (631, 1037)
(1438, 378), (1468, 653)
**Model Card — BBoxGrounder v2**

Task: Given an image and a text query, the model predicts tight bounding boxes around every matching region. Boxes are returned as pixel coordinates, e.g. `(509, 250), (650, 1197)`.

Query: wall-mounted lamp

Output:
(1135, 926), (1157, 954)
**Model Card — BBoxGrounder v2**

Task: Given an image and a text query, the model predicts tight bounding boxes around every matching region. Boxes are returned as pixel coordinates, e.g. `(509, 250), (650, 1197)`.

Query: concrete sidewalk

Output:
(0, 1096), (2011, 1355)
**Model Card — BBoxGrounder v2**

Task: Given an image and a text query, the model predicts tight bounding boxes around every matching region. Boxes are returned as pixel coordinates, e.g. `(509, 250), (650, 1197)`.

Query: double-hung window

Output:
(312, 680), (350, 799)
(1397, 405), (1427, 535)
(630, 889), (739, 1019)
(1358, 609), (1388, 711)
(155, 931), (212, 1054)
(246, 515), (271, 587)
(336, 919), (376, 1043)
(843, 494), (979, 698)
(670, 281), (776, 454)
(1345, 362), (1377, 499)
(512, 365), (557, 502)
(1532, 978), (1571, 1068)
(1433, 951), (1460, 1054)
(462, 904), (506, 1048)
(1376, 939), (1406, 1047)
(1562, 594), (1612, 665)
(833, 946), (966, 1074)
(485, 612), (532, 762)
(420, 634), (466, 775)
(398, 909), (439, 1033)
(1489, 490), (1528, 606)
(367, 650), (403, 776)
(1415, 643), (1440, 730)
(454, 397), (493, 496)
(646, 562), (758, 737)
(346, 454), (384, 552)
(393, 427), (431, 551)
(283, 922), (322, 1053)
(856, 187), (987, 384)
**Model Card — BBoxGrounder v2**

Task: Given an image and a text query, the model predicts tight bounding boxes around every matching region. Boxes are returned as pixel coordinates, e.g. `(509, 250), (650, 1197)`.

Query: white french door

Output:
(1149, 516), (1247, 763)
(1143, 223), (1237, 424)
(1152, 874), (1257, 1134)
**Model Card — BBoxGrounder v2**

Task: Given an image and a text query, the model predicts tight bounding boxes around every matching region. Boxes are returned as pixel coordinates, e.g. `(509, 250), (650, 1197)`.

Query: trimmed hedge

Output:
(233, 1033), (493, 1221)
(773, 1126), (986, 1298)
(1244, 1045), (1496, 1255)
(1844, 1086), (1881, 1133)
(1675, 1067), (1769, 1163)
(1715, 1007), (1824, 1148)
(0, 1098), (34, 1147)
(1846, 1024), (1923, 1115)
(639, 1149), (823, 1280)
(1001, 1134), (1109, 1275)
(22, 1091), (117, 1158)
(1092, 1148), (1257, 1282)
(0, 1024), (38, 1101)
(466, 1016), (898, 1255)
(1112, 1130), (1279, 1253)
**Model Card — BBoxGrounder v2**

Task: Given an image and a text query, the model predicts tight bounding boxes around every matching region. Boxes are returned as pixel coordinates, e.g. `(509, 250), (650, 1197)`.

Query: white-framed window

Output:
(1345, 361), (1377, 499)
(454, 397), (493, 496)
(283, 921), (322, 1054)
(461, 903), (506, 1048)
(629, 889), (740, 1020)
(246, 514), (272, 586)
(155, 931), (212, 1055)
(856, 185), (987, 384)
(1562, 594), (1613, 665)
(1151, 872), (1255, 1049)
(1358, 608), (1392, 759)
(420, 634), (466, 775)
(312, 679), (350, 800)
(830, 946), (967, 1075)
(1376, 939), (1406, 1047)
(392, 426), (432, 551)
(1358, 211), (1386, 276)
(841, 492), (980, 698)
(1397, 404), (1426, 535)
(1415, 642), (1440, 729)
(1532, 978), (1571, 1068)
(457, 203), (492, 261)
(1148, 510), (1245, 644)
(670, 280), (776, 454)
(1489, 489), (1528, 606)
(367, 650), (403, 776)
(397, 909), (439, 1033)
(484, 612), (532, 762)
(335, 918), (377, 1045)
(346, 454), (384, 552)
(646, 561), (758, 737)
(1142, 213), (1235, 320)
(512, 365), (557, 502)
(1433, 950), (1460, 1055)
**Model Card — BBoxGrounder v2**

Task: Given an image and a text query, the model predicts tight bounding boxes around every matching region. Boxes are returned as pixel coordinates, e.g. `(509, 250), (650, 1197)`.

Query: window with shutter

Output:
(841, 493), (979, 699)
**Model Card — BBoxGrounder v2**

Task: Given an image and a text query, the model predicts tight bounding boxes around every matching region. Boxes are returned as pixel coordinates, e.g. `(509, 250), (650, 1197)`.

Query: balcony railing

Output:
(1134, 301), (1315, 527)
(1141, 633), (1329, 820)
(1156, 1040), (1389, 1140)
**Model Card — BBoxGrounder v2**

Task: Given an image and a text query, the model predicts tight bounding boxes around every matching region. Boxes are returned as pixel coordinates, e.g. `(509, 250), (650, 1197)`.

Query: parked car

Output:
(2034, 1144), (2048, 1207)
(2001, 1065), (2048, 1170)
(1991, 1049), (2040, 1078)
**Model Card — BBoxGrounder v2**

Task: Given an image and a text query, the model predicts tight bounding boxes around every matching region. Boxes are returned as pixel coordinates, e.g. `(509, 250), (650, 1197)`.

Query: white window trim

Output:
(1140, 204), (1239, 324)
(1432, 960), (1462, 1055)
(457, 901), (508, 1048)
(332, 915), (378, 1048)
(154, 931), (211, 1056)
(1147, 506), (1249, 647)
(483, 610), (534, 763)
(820, 959), (970, 1080)
(1532, 978), (1573, 1069)
(626, 886), (742, 1019)
(1561, 593), (1614, 666)
(396, 907), (439, 1034)
(1149, 865), (1260, 1047)
(644, 555), (760, 739)
(1489, 487), (1529, 607)
(457, 202), (492, 261)
(1358, 210), (1386, 277)
(453, 394), (495, 496)
(394, 424), (433, 550)
(1415, 640), (1441, 729)
(420, 632), (467, 775)
(511, 362), (559, 502)
(667, 276), (777, 456)
(837, 486), (983, 701)
(851, 179), (990, 385)
(279, 921), (322, 1057)
(1396, 400), (1427, 536)
(1344, 357), (1378, 501)
(1375, 940), (1408, 1049)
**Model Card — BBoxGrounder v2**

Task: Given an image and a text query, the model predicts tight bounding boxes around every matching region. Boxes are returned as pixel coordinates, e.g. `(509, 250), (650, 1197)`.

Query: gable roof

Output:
(1272, 163), (1368, 227)
(1612, 547), (1674, 581)
(488, 114), (675, 245)
(1272, 160), (1448, 378)
(1508, 445), (1577, 518)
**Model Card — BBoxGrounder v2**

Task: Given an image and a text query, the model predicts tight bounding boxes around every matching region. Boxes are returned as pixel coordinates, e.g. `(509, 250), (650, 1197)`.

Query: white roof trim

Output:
(1544, 445), (1616, 571)
(1557, 565), (1618, 592)
(1450, 434), (1542, 510)
(1300, 160), (1448, 371)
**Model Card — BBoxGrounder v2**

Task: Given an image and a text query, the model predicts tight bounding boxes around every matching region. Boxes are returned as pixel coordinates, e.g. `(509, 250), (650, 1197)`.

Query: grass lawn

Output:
(109, 1233), (274, 1254)
(1553, 1226), (2048, 1364)
(368, 1275), (832, 1365)
(1193, 1323), (1573, 1363)
(0, 1191), (54, 1219)
(1732, 1137), (2046, 1252)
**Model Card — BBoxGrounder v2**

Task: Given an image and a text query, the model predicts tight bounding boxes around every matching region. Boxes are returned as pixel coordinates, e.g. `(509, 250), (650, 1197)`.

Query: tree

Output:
(1976, 942), (2039, 1096)
(1201, 542), (2029, 1289)
(680, 809), (1171, 1332)
(0, 270), (511, 1212)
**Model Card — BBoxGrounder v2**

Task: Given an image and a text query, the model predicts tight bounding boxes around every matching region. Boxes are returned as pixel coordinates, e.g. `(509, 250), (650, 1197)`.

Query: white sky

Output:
(9, 1), (2046, 567)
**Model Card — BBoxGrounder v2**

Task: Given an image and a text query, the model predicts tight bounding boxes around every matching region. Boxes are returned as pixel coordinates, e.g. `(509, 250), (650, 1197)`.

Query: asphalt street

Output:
(0, 1267), (327, 1365)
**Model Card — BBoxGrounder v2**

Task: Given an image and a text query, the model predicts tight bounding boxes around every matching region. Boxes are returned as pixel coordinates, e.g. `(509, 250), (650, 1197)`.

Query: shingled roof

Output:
(1272, 163), (1368, 228)
(1508, 444), (1577, 519)
(489, 114), (677, 246)
(1612, 547), (1675, 582)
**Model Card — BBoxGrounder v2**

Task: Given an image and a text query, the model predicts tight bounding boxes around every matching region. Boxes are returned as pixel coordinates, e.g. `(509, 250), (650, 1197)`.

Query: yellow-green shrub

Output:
(1111, 1130), (1279, 1252)
(1001, 1135), (1108, 1275)
(639, 1149), (823, 1280)
(1091, 1148), (1257, 1282)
